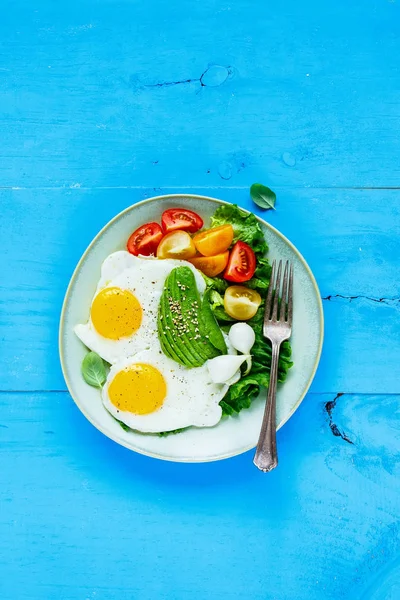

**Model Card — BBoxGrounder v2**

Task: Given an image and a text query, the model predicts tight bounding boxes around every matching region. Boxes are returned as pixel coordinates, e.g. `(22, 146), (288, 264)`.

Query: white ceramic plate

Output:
(59, 194), (324, 463)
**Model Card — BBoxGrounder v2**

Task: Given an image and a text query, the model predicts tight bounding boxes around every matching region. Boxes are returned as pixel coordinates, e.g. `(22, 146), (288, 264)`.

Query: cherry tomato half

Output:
(127, 222), (163, 256)
(189, 251), (230, 277)
(224, 285), (262, 320)
(193, 224), (234, 257)
(223, 241), (256, 283)
(161, 208), (203, 234)
(156, 230), (197, 260)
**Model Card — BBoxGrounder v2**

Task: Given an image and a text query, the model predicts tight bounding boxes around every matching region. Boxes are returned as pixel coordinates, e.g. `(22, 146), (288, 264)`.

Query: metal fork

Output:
(253, 260), (293, 472)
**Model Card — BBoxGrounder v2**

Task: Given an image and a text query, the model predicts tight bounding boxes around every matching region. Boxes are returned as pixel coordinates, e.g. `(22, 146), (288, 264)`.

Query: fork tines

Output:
(264, 259), (293, 325)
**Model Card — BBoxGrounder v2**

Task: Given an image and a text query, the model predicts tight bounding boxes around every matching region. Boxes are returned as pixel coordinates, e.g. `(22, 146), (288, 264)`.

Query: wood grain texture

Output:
(2, 0), (400, 597)
(1, 391), (399, 600)
(0, 0), (399, 188)
(1, 187), (399, 393)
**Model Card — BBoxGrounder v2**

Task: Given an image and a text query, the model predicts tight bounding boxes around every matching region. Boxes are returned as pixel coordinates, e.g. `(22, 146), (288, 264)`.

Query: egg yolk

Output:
(108, 363), (167, 415)
(91, 287), (142, 340)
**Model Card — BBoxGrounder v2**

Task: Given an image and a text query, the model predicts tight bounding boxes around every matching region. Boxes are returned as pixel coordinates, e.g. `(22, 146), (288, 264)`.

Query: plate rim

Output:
(59, 193), (324, 463)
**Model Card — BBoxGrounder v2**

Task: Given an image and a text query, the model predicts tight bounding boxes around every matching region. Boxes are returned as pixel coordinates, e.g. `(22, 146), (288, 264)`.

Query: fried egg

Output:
(102, 349), (227, 432)
(74, 251), (206, 364)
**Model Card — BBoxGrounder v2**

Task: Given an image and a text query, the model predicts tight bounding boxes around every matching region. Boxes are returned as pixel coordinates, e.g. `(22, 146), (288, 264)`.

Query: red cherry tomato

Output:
(127, 222), (163, 256)
(161, 208), (203, 234)
(223, 241), (256, 283)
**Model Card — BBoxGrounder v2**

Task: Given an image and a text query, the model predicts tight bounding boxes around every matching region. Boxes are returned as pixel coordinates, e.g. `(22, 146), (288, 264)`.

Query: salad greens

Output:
(245, 257), (272, 292)
(207, 203), (293, 416)
(208, 290), (234, 323)
(201, 273), (228, 294)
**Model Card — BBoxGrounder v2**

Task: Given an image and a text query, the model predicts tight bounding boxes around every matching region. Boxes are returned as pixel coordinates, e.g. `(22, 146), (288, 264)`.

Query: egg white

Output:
(74, 251), (206, 364)
(103, 349), (227, 432)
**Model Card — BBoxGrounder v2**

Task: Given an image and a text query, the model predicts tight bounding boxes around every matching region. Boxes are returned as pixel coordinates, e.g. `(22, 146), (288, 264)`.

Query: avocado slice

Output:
(158, 285), (193, 367)
(158, 300), (184, 366)
(165, 270), (206, 366)
(171, 267), (219, 362)
(200, 289), (228, 354)
(157, 266), (225, 367)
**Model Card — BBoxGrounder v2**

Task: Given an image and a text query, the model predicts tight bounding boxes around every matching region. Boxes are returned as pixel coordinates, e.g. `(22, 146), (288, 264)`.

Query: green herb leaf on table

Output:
(250, 183), (276, 211)
(81, 351), (107, 388)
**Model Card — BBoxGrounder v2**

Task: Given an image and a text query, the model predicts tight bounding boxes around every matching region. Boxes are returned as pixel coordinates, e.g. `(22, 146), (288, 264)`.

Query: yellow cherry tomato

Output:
(193, 224), (234, 257)
(156, 230), (197, 260)
(188, 251), (230, 277)
(224, 285), (262, 320)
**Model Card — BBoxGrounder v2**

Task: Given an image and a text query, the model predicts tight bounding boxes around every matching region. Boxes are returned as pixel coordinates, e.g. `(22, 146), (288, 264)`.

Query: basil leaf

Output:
(81, 351), (107, 388)
(250, 183), (276, 210)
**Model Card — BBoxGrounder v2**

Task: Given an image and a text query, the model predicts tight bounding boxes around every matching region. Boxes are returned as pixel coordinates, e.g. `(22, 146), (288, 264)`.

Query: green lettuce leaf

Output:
(210, 204), (268, 257)
(208, 290), (235, 322)
(201, 273), (228, 294)
(220, 373), (270, 416)
(246, 257), (272, 292)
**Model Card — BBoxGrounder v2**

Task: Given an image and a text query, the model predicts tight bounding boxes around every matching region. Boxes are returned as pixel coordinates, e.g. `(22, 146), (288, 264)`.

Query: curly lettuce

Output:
(246, 257), (272, 292)
(207, 203), (293, 416)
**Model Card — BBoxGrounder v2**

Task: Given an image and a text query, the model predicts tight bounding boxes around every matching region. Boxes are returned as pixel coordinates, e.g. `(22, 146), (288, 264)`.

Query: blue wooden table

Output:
(1, 2), (400, 599)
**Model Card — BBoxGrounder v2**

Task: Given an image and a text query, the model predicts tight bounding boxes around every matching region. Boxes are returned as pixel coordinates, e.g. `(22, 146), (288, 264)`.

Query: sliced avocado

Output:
(158, 294), (183, 366)
(200, 289), (228, 354)
(172, 267), (219, 362)
(157, 266), (225, 368)
(158, 285), (192, 367)
(161, 271), (204, 367)
(157, 313), (186, 367)
(166, 270), (205, 366)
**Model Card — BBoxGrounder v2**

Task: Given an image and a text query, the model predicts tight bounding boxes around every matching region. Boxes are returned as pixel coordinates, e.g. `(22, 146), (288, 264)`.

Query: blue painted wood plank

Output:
(0, 0), (399, 188)
(1, 187), (399, 393)
(2, 2), (399, 599)
(1, 391), (399, 599)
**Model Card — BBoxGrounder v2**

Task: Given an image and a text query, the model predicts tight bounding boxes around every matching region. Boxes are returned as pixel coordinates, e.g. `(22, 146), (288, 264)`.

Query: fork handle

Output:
(253, 341), (280, 472)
